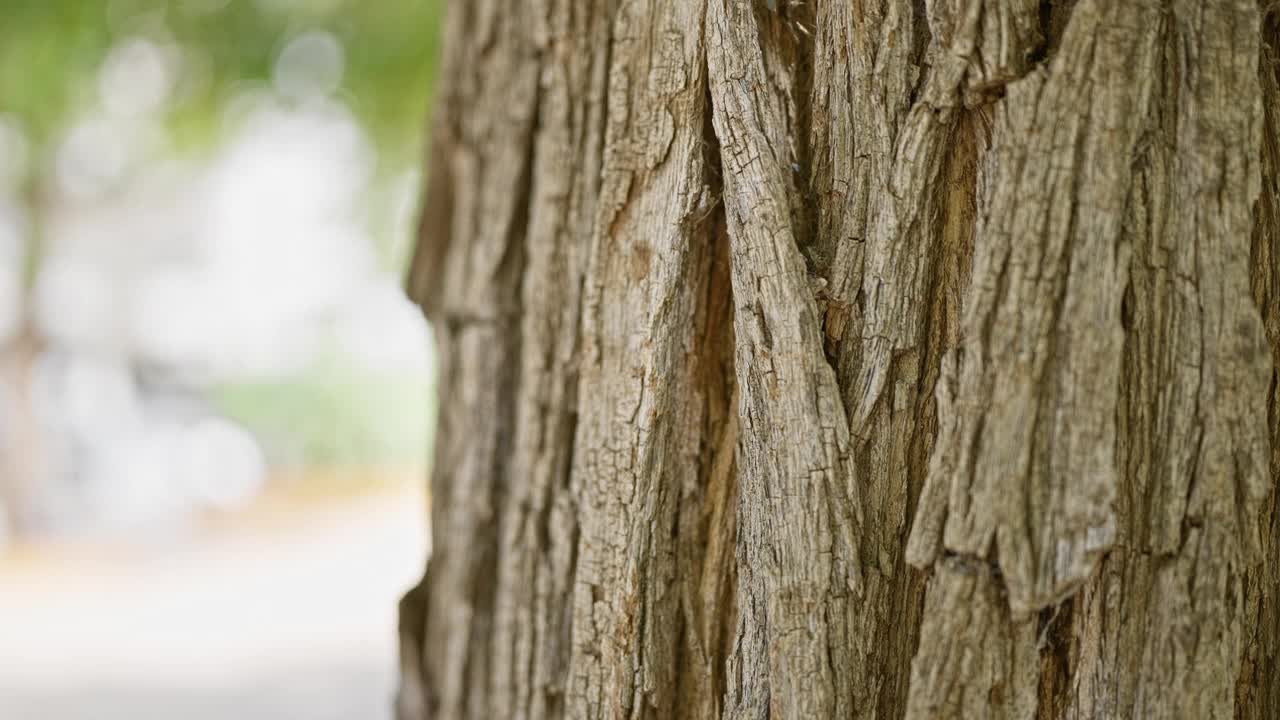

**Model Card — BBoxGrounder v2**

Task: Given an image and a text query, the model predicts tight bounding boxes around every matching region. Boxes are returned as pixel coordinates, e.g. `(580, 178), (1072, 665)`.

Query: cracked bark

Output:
(400, 1), (1280, 718)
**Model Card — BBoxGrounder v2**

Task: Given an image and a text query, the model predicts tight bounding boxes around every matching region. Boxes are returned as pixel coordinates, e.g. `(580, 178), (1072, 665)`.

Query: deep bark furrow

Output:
(812, 3), (1031, 716)
(826, 0), (1038, 382)
(810, 0), (921, 395)
(672, 214), (739, 720)
(807, 6), (928, 719)
(825, 0), (1040, 362)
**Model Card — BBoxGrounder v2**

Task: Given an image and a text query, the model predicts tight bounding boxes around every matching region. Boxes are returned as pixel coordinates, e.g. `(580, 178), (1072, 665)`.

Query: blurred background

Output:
(0, 1), (442, 717)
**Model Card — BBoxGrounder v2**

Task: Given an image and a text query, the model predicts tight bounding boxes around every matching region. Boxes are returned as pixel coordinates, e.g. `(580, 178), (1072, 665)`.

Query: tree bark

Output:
(399, 1), (1280, 718)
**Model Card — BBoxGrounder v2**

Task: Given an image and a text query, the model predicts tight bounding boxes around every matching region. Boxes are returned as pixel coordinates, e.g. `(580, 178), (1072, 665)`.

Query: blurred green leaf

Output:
(0, 0), (443, 175)
(211, 352), (434, 468)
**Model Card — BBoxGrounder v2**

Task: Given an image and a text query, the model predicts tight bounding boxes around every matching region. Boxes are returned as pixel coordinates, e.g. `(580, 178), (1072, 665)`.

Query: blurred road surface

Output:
(0, 481), (427, 720)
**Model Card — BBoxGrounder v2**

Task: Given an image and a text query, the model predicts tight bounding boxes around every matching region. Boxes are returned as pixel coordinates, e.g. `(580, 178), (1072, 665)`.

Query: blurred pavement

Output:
(0, 481), (426, 720)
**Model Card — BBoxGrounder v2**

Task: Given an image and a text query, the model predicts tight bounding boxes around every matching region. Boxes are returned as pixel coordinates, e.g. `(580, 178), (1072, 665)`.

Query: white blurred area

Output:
(0, 31), (431, 544)
(0, 21), (431, 720)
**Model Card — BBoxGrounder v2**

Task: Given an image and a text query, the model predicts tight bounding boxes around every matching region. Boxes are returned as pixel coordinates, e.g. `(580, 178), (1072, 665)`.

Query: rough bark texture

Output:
(401, 1), (1280, 718)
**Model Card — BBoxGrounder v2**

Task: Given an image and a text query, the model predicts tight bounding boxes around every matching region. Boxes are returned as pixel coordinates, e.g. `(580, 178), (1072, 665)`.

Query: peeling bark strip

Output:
(1066, 3), (1273, 718)
(401, 0), (1280, 718)
(909, 1), (1275, 719)
(907, 0), (1158, 612)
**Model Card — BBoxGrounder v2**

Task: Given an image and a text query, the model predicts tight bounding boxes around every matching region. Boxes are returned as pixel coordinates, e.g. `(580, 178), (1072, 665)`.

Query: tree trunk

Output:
(0, 322), (47, 538)
(398, 1), (1280, 718)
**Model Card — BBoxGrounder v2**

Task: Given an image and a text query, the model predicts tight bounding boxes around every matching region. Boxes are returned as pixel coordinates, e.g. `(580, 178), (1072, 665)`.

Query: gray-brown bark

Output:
(401, 1), (1280, 718)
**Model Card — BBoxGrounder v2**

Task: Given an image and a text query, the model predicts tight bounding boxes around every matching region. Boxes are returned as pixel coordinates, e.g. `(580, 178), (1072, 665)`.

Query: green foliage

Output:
(211, 351), (434, 468)
(0, 0), (444, 173)
(0, 1), (444, 470)
(0, 1), (112, 152)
